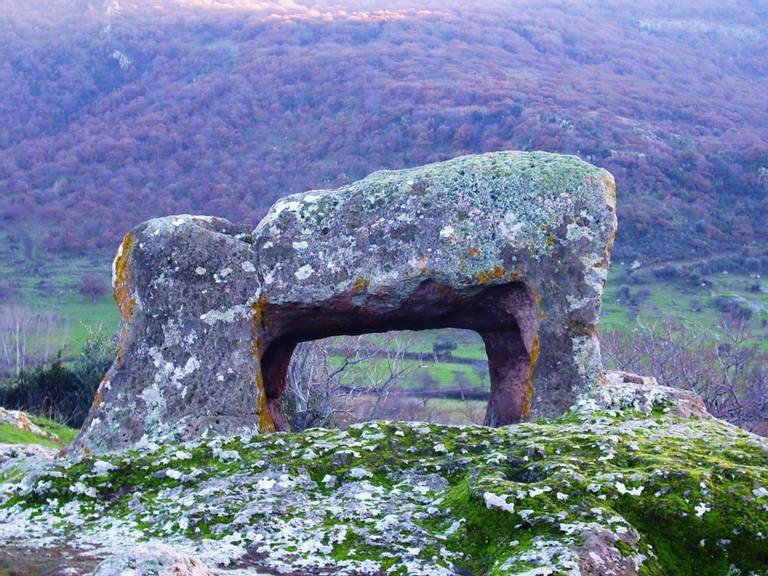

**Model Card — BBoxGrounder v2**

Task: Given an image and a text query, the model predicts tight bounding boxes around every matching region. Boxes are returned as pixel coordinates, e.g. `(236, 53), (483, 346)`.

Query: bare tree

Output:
(0, 304), (66, 376)
(602, 317), (768, 435)
(282, 333), (420, 430)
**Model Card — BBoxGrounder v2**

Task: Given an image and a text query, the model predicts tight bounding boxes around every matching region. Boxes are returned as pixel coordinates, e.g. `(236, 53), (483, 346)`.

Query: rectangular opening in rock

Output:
(280, 328), (490, 429)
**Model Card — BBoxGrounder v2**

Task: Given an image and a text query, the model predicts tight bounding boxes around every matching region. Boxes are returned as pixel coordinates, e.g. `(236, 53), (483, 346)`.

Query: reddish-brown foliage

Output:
(0, 0), (766, 261)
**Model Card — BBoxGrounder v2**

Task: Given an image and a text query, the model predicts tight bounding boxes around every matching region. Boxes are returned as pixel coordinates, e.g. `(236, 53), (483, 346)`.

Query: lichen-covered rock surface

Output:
(3, 383), (766, 575)
(0, 407), (59, 442)
(74, 151), (618, 453)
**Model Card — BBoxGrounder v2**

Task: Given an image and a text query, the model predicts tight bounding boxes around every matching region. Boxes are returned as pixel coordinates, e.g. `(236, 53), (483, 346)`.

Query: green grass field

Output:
(601, 263), (767, 346)
(0, 415), (78, 449)
(0, 231), (120, 354)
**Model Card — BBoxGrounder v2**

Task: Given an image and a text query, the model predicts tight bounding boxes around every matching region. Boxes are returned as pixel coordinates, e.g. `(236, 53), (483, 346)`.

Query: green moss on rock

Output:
(1, 385), (766, 575)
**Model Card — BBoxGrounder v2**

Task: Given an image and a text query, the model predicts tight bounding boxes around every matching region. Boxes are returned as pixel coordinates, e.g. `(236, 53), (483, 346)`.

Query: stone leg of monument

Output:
(72, 151), (616, 454)
(72, 216), (272, 453)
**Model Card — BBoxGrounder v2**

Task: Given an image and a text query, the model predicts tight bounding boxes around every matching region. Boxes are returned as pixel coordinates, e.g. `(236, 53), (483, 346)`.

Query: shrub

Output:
(71, 325), (117, 390)
(0, 325), (117, 427)
(78, 272), (109, 302)
(0, 360), (86, 426)
(713, 295), (753, 320)
(653, 265), (680, 281)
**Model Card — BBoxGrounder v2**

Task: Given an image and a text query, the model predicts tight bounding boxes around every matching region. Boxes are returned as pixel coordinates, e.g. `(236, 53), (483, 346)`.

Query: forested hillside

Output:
(1, 0), (766, 261)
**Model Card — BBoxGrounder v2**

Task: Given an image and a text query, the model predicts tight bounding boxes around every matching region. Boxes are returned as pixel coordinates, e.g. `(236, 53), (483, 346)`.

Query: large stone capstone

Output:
(73, 151), (617, 453)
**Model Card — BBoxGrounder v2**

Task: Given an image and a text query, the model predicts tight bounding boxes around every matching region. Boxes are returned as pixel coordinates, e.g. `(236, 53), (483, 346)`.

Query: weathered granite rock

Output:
(73, 151), (617, 453)
(0, 407), (59, 442)
(0, 443), (57, 479)
(4, 382), (767, 575)
(93, 543), (214, 576)
(597, 370), (709, 418)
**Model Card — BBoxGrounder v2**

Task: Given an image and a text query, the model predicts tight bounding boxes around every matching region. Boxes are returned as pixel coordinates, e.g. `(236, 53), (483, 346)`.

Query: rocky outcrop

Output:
(0, 443), (57, 480)
(0, 407), (59, 442)
(93, 543), (214, 576)
(3, 381), (767, 575)
(73, 151), (617, 453)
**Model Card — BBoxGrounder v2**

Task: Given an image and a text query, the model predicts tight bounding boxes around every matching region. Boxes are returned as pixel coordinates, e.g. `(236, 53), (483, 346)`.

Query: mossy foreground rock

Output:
(2, 382), (767, 575)
(74, 151), (617, 453)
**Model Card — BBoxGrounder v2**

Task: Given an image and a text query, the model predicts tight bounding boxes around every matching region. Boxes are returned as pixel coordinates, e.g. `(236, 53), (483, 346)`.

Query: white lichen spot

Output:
(499, 214), (526, 242)
(322, 474), (337, 487)
(256, 477), (276, 491)
(93, 461), (115, 476)
(695, 502), (710, 518)
(484, 492), (515, 513)
(200, 305), (250, 326)
(439, 225), (456, 241)
(195, 267), (207, 276)
(292, 241), (309, 250)
(214, 448), (240, 462)
(528, 486), (552, 497)
(615, 481), (644, 496)
(71, 482), (97, 497)
(259, 200), (303, 228)
(165, 468), (183, 480)
(572, 334), (602, 386)
(214, 267), (233, 283)
(241, 261), (256, 273)
(349, 468), (372, 479)
(295, 264), (315, 280)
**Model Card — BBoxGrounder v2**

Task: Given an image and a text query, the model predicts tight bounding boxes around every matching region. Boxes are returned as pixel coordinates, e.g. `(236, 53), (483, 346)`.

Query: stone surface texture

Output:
(0, 407), (59, 441)
(3, 381), (767, 575)
(93, 543), (215, 576)
(73, 151), (617, 453)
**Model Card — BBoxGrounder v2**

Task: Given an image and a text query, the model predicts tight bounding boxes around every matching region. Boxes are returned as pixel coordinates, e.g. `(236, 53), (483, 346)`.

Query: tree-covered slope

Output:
(0, 0), (766, 261)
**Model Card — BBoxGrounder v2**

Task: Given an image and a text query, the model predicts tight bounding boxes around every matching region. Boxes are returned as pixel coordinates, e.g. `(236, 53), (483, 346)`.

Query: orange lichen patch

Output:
(475, 266), (526, 285)
(352, 276), (369, 293)
(521, 334), (540, 419)
(92, 377), (108, 408)
(416, 255), (429, 273)
(251, 295), (270, 354)
(256, 372), (276, 432)
(605, 229), (617, 263)
(251, 296), (276, 432)
(524, 283), (543, 314)
(113, 233), (137, 322)
(600, 170), (617, 210)
(474, 265), (505, 284)
(467, 246), (482, 257)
